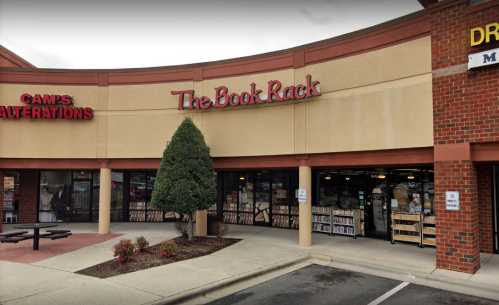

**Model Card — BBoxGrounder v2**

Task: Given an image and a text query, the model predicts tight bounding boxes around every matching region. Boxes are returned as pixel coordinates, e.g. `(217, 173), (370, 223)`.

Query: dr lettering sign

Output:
(468, 22), (499, 70)
(173, 74), (321, 111)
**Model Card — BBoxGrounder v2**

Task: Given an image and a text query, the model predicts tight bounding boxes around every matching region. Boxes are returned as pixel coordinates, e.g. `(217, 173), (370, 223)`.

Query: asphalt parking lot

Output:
(206, 264), (499, 305)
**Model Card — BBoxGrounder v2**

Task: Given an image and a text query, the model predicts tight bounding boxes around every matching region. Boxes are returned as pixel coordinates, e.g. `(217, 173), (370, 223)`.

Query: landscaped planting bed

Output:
(76, 236), (240, 278)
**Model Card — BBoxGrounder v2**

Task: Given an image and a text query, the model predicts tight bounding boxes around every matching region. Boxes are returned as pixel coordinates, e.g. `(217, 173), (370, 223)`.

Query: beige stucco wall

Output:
(0, 36), (433, 159)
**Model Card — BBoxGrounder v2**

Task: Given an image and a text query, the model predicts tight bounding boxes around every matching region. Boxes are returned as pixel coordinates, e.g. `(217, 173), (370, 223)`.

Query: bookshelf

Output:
(312, 206), (332, 234)
(332, 209), (361, 238)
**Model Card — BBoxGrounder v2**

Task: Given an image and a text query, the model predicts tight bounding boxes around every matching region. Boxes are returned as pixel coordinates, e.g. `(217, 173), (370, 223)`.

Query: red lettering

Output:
(73, 107), (83, 120)
(61, 95), (73, 105)
(249, 83), (262, 105)
(20, 93), (33, 104)
(42, 95), (56, 105)
(295, 85), (306, 99)
(172, 90), (195, 110)
(63, 107), (74, 119)
(199, 96), (213, 109)
(42, 107), (52, 119)
(0, 106), (6, 118)
(240, 92), (251, 105)
(13, 106), (22, 119)
(32, 94), (43, 105)
(83, 107), (94, 120)
(267, 80), (282, 102)
(282, 86), (296, 101)
(305, 74), (321, 97)
(22, 106), (31, 118)
(31, 107), (41, 119)
(214, 86), (229, 108)
(229, 93), (240, 106)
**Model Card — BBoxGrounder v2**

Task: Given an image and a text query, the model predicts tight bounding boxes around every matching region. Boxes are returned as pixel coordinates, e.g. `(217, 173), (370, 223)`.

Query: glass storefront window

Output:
(314, 167), (434, 239)
(146, 174), (163, 222)
(254, 171), (271, 225)
(2, 171), (20, 224)
(219, 170), (298, 228)
(111, 172), (124, 221)
(272, 172), (289, 228)
(39, 171), (72, 222)
(128, 171), (159, 222)
(92, 172), (100, 222)
(238, 173), (253, 225)
(222, 172), (238, 224)
(129, 173), (147, 222)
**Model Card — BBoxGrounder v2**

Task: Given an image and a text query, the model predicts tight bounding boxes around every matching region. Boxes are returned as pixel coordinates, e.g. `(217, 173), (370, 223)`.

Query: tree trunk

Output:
(187, 213), (194, 241)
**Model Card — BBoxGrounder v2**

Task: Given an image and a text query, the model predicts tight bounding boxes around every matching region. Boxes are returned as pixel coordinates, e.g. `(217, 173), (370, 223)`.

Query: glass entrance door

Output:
(72, 180), (92, 222)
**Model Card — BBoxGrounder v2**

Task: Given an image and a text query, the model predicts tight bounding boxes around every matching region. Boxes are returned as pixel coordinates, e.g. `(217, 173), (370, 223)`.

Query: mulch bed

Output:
(76, 236), (240, 278)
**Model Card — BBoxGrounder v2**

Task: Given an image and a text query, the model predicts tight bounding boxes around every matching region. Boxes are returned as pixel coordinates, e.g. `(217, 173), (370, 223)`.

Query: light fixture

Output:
(345, 177), (350, 181)
(239, 176), (245, 180)
(325, 176), (332, 180)
(407, 175), (415, 180)
(377, 174), (386, 179)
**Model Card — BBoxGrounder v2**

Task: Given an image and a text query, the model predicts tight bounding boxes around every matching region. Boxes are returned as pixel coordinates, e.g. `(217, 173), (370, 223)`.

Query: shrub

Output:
(159, 240), (177, 258)
(151, 118), (216, 240)
(113, 239), (135, 264)
(135, 236), (149, 252)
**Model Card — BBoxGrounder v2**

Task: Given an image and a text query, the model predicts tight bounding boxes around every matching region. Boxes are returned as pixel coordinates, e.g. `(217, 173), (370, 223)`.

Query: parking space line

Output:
(366, 281), (410, 305)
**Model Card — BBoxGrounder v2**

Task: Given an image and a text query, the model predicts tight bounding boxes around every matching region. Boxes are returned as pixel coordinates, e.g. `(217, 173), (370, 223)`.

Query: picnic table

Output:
(14, 223), (59, 250)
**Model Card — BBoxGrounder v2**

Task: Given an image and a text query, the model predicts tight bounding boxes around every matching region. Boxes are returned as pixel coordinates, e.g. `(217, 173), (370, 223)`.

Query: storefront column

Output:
(435, 144), (480, 273)
(195, 210), (207, 237)
(98, 168), (111, 234)
(298, 164), (312, 247)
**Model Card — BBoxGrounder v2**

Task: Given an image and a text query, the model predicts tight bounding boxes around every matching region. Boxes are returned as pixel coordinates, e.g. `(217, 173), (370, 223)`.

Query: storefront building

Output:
(0, 0), (498, 274)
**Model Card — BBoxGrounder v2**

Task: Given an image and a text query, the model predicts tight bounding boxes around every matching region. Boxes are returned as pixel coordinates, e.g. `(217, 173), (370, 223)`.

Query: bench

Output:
(42, 232), (72, 240)
(40, 229), (72, 240)
(0, 231), (28, 237)
(0, 231), (32, 243)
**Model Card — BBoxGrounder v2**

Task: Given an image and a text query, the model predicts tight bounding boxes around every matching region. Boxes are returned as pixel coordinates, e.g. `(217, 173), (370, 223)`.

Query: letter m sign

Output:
(468, 47), (499, 69)
(483, 51), (496, 64)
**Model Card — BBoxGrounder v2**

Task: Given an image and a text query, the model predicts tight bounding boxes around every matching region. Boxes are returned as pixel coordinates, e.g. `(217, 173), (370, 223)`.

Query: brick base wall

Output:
(477, 164), (494, 253)
(18, 170), (38, 224)
(435, 160), (480, 273)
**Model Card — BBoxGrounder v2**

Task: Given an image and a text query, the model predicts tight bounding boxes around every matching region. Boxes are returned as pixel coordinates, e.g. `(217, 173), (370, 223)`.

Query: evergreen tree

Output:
(151, 117), (216, 240)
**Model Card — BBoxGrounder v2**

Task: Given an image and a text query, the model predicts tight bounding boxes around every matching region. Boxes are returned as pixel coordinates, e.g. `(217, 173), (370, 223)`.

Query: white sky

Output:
(0, 0), (422, 69)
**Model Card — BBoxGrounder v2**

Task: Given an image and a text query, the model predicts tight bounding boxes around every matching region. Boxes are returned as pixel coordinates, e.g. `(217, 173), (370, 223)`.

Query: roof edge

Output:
(0, 9), (429, 85)
(0, 45), (36, 68)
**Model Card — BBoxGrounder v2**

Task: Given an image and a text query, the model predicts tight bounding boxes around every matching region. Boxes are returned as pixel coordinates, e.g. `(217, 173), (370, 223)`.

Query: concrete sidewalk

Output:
(1, 223), (498, 305)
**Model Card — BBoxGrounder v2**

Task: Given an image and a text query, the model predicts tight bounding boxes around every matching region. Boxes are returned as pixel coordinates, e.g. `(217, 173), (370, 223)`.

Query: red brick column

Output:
(435, 159), (480, 273)
(18, 170), (39, 224)
(428, 0), (499, 273)
(0, 170), (3, 232)
(477, 165), (494, 253)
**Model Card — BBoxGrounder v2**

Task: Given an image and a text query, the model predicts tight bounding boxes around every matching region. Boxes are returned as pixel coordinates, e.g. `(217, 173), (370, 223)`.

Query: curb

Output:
(152, 255), (310, 305)
(311, 253), (499, 301)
